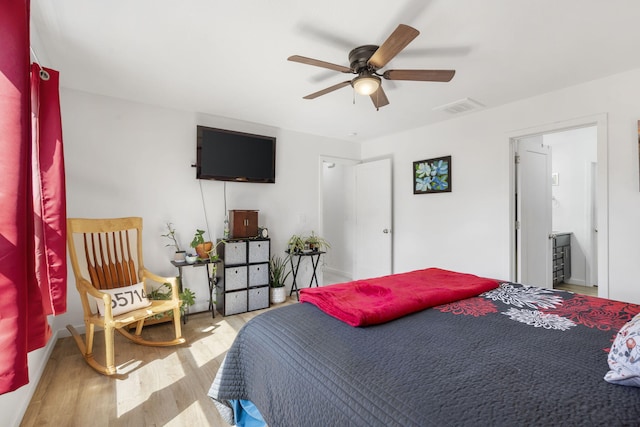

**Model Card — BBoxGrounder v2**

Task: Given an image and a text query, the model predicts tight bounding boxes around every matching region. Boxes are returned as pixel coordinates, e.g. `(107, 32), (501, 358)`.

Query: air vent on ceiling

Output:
(433, 98), (485, 115)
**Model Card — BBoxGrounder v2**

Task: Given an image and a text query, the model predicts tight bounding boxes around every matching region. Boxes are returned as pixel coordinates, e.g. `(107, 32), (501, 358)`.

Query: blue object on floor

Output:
(231, 399), (267, 427)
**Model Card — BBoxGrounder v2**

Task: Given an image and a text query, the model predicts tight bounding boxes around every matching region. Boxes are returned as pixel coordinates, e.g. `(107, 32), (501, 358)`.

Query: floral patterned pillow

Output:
(605, 312), (640, 387)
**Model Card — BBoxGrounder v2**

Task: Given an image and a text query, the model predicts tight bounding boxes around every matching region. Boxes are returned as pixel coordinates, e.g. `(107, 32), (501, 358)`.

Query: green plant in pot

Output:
(206, 240), (226, 292)
(287, 234), (305, 254)
(304, 231), (331, 252)
(207, 239), (226, 263)
(162, 222), (186, 262)
(191, 229), (213, 260)
(148, 283), (195, 317)
(269, 255), (291, 304)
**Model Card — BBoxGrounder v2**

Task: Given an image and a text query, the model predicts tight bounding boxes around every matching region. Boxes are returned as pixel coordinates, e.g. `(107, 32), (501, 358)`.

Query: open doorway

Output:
(320, 157), (358, 285)
(545, 126), (598, 293)
(319, 156), (393, 285)
(510, 114), (608, 299)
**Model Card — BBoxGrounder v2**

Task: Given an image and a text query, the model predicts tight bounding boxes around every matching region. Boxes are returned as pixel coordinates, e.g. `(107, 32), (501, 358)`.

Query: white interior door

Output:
(355, 158), (392, 280)
(588, 161), (598, 286)
(516, 136), (552, 288)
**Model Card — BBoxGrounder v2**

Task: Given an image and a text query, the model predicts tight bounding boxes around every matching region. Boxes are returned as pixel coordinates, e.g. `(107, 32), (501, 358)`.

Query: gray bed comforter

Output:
(209, 283), (640, 426)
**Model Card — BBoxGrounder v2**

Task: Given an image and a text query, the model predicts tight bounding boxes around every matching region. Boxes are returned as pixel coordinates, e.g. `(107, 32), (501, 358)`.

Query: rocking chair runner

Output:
(66, 217), (185, 375)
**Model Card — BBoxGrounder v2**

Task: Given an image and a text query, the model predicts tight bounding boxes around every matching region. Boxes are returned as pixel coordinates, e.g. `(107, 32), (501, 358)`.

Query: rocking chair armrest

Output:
(77, 278), (116, 319)
(78, 277), (111, 300)
(142, 269), (181, 300)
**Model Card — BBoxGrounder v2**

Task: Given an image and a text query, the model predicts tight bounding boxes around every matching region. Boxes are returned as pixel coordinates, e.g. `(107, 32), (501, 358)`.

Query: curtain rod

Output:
(29, 46), (50, 81)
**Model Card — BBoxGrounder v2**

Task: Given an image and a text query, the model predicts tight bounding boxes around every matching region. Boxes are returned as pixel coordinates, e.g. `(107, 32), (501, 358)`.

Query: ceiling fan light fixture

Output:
(352, 74), (381, 96)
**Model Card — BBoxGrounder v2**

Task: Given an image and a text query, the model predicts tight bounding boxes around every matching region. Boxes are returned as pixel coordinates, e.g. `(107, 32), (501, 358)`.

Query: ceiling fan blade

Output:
(370, 86), (390, 109)
(383, 69), (455, 82)
(288, 55), (352, 73)
(303, 80), (352, 100)
(368, 24), (420, 69)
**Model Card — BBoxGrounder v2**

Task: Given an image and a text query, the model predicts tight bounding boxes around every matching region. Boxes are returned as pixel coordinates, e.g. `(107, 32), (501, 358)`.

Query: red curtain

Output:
(30, 63), (67, 317)
(0, 0), (67, 395)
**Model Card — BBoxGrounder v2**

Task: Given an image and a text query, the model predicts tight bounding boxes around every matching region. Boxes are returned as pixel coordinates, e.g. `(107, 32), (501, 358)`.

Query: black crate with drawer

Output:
(216, 238), (270, 316)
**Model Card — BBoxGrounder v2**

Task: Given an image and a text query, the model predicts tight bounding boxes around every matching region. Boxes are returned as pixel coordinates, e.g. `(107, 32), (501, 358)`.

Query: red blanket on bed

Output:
(299, 268), (500, 326)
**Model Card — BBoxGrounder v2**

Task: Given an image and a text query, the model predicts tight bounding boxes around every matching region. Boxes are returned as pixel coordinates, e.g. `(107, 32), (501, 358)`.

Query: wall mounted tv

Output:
(196, 125), (276, 183)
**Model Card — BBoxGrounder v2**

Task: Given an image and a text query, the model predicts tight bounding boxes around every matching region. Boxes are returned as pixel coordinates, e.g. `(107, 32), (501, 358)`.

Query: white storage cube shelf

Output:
(249, 264), (268, 287)
(225, 266), (248, 291)
(217, 238), (270, 316)
(225, 241), (247, 264)
(248, 287), (269, 311)
(224, 290), (248, 316)
(249, 241), (269, 263)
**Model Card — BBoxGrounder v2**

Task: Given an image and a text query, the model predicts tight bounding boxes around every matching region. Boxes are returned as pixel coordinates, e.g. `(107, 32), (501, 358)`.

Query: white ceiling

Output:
(30, 0), (640, 142)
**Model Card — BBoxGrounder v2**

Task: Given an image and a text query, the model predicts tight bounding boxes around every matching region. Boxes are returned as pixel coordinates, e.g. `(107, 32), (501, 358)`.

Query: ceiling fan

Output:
(288, 24), (455, 110)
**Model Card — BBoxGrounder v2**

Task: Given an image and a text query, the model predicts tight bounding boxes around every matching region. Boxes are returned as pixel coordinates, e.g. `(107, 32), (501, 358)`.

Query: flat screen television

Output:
(196, 125), (276, 183)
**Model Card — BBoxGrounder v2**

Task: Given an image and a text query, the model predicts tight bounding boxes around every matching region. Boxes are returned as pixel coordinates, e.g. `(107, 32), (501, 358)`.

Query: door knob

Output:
(383, 229), (390, 234)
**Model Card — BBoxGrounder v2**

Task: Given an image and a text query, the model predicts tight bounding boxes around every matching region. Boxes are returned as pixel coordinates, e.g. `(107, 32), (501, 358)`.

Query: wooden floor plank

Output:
(554, 282), (598, 296)
(20, 299), (295, 426)
(21, 278), (597, 426)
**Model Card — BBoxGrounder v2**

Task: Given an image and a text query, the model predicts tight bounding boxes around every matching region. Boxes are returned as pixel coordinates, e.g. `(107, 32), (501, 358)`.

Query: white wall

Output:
(546, 126), (598, 286)
(57, 89), (359, 316)
(2, 88), (360, 425)
(9, 64), (640, 427)
(361, 114), (512, 280)
(362, 68), (640, 305)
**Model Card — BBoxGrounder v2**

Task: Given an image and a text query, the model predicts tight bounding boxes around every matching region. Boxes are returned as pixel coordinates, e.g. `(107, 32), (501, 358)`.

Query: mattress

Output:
(209, 280), (640, 426)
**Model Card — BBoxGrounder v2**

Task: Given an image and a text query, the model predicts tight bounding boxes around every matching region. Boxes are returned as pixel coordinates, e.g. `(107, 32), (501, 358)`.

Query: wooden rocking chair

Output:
(66, 217), (185, 375)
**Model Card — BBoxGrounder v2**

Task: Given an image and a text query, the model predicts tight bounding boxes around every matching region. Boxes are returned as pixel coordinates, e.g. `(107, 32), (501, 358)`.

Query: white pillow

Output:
(93, 282), (152, 317)
(605, 312), (640, 387)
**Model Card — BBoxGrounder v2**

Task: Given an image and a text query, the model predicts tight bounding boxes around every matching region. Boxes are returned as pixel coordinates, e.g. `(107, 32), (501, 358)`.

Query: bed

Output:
(209, 268), (640, 426)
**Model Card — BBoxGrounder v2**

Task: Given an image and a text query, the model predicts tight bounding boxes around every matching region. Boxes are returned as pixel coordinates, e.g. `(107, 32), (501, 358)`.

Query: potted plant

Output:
(269, 255), (291, 304)
(207, 240), (226, 287)
(191, 229), (213, 259)
(287, 234), (305, 254)
(305, 231), (331, 252)
(162, 222), (186, 262)
(207, 239), (226, 263)
(148, 283), (196, 317)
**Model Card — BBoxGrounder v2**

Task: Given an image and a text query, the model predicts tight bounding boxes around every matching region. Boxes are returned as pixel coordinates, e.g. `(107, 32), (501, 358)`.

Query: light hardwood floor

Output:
(20, 299), (295, 427)
(554, 282), (598, 296)
(20, 280), (598, 426)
